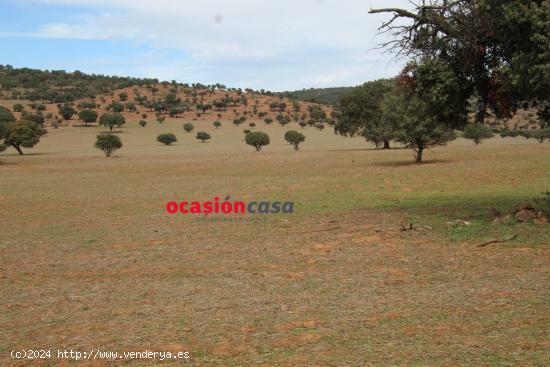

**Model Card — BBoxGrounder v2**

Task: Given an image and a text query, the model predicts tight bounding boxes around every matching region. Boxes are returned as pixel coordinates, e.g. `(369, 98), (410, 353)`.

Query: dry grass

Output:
(1, 121), (549, 366)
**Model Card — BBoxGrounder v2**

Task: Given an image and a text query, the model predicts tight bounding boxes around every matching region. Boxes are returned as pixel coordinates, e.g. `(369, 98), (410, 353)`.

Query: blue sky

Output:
(0, 0), (411, 91)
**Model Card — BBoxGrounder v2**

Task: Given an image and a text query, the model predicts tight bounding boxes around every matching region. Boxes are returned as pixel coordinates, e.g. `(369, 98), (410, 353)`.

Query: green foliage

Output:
(299, 120), (307, 128)
(245, 131), (270, 151)
(3, 120), (47, 155)
(309, 106), (326, 122)
(77, 101), (97, 109)
(183, 123), (194, 133)
(58, 105), (76, 120)
(528, 128), (550, 143)
(94, 133), (122, 157)
(264, 118), (273, 125)
(109, 102), (124, 113)
(13, 103), (24, 112)
(99, 113), (125, 131)
(0, 66), (157, 103)
(463, 123), (495, 145)
(390, 59), (465, 162)
(336, 79), (395, 149)
(284, 130), (305, 150)
(78, 109), (98, 125)
(20, 113), (44, 125)
(196, 131), (211, 143)
(277, 87), (353, 106)
(371, 1), (550, 124)
(119, 92), (128, 101)
(0, 106), (15, 123)
(213, 120), (221, 129)
(233, 118), (243, 126)
(157, 133), (178, 145)
(139, 120), (147, 127)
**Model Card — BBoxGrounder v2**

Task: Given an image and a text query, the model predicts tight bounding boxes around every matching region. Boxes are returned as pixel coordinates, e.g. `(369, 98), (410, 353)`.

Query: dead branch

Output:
(477, 234), (517, 248)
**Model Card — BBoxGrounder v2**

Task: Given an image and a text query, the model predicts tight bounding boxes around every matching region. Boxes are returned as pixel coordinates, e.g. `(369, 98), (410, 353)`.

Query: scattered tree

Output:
(157, 133), (178, 145)
(284, 130), (305, 150)
(99, 113), (126, 131)
(213, 120), (221, 129)
(78, 109), (98, 126)
(389, 59), (466, 162)
(58, 105), (76, 120)
(183, 123), (194, 133)
(94, 133), (122, 157)
(245, 131), (270, 151)
(196, 131), (211, 143)
(3, 120), (47, 155)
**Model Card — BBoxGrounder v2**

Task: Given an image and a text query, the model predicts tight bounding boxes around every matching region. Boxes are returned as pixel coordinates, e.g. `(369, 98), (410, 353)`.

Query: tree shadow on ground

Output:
(1, 152), (51, 156)
(371, 159), (453, 167)
(329, 147), (408, 152)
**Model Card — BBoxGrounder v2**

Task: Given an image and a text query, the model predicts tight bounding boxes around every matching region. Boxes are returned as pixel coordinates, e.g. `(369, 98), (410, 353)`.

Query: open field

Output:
(1, 121), (550, 365)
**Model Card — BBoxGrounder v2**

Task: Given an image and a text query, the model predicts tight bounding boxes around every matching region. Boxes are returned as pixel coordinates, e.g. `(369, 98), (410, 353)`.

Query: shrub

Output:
(13, 104), (24, 112)
(264, 118), (273, 125)
(139, 120), (147, 127)
(245, 131), (270, 151)
(213, 120), (221, 129)
(463, 123), (494, 145)
(499, 129), (519, 138)
(243, 129), (251, 134)
(196, 131), (211, 143)
(233, 118), (243, 126)
(315, 123), (325, 130)
(183, 123), (194, 133)
(249, 122), (256, 128)
(51, 121), (60, 129)
(299, 120), (307, 128)
(94, 133), (122, 157)
(157, 133), (178, 145)
(284, 130), (306, 150)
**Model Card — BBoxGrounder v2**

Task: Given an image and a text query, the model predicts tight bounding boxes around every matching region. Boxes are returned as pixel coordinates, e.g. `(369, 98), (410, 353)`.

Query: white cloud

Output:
(9, 0), (414, 89)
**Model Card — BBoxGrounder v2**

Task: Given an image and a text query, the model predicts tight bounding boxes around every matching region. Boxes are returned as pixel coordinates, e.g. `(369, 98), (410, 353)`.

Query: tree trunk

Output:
(383, 140), (391, 149)
(416, 148), (423, 163)
(13, 144), (23, 155)
(109, 125), (113, 131)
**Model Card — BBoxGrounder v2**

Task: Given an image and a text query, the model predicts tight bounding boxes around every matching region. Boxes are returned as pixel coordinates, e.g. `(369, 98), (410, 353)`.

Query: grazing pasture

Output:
(1, 120), (549, 365)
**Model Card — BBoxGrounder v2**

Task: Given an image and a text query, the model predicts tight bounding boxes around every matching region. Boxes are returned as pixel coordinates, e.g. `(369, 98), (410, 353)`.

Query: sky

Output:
(0, 0), (413, 91)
